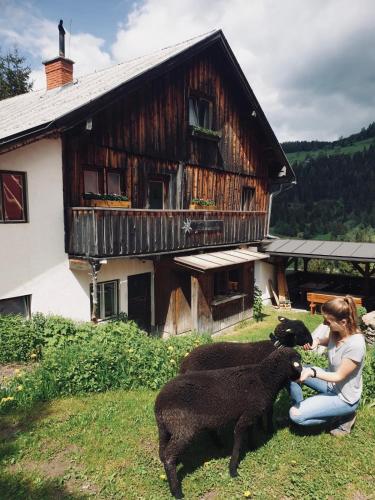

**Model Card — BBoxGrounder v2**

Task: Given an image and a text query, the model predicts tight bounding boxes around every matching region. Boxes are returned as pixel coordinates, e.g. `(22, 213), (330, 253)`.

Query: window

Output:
(107, 171), (121, 195)
(0, 295), (31, 317)
(214, 268), (241, 297)
(90, 280), (118, 320)
(149, 180), (164, 209)
(0, 171), (27, 222)
(83, 170), (100, 194)
(83, 169), (124, 197)
(241, 187), (255, 211)
(189, 96), (213, 129)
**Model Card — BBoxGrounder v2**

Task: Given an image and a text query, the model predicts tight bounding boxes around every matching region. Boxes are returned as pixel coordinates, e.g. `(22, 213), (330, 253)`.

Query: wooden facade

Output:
(61, 35), (291, 333)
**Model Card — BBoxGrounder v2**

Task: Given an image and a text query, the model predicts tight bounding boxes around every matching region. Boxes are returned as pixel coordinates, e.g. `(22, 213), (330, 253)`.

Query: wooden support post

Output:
(364, 262), (370, 298)
(89, 259), (102, 323)
(303, 258), (310, 273)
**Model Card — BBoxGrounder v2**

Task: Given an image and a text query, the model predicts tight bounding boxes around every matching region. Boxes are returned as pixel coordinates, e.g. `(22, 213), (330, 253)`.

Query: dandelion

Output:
(1, 397), (14, 404)
(159, 474), (167, 480)
(17, 385), (23, 392)
(128, 348), (134, 353)
(170, 359), (176, 364)
(243, 491), (251, 498)
(167, 346), (174, 352)
(184, 352), (189, 357)
(30, 353), (37, 359)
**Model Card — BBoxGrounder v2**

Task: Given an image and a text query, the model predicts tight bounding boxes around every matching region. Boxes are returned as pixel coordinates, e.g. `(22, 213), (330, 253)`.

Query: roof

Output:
(0, 30), (215, 144)
(262, 238), (375, 263)
(174, 248), (269, 272)
(0, 29), (293, 181)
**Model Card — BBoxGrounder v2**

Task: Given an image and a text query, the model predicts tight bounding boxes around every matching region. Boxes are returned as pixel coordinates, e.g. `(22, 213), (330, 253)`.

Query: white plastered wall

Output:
(0, 138), (154, 321)
(254, 260), (276, 305)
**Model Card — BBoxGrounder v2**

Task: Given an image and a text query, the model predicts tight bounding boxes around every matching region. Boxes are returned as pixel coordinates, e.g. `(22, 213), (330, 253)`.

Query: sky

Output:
(0, 0), (374, 142)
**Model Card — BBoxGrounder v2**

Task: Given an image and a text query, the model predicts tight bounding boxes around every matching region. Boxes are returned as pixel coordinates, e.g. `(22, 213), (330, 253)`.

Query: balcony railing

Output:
(68, 208), (267, 258)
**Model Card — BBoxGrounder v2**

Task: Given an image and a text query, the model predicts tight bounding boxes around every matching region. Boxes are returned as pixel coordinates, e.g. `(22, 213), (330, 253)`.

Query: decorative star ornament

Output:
(182, 218), (193, 234)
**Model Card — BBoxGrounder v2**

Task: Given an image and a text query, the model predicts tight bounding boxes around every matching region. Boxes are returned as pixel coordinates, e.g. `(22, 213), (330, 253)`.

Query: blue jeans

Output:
(289, 370), (359, 426)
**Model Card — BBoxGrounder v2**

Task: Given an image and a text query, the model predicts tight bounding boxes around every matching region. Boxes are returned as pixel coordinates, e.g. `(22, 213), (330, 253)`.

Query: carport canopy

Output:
(174, 248), (269, 272)
(262, 239), (375, 263)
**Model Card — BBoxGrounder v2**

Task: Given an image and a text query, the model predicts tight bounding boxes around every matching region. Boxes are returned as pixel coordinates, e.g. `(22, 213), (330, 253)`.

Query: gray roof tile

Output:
(0, 30), (217, 143)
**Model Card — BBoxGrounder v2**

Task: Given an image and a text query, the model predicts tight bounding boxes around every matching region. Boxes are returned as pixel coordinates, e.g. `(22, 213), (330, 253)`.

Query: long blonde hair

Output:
(321, 295), (359, 335)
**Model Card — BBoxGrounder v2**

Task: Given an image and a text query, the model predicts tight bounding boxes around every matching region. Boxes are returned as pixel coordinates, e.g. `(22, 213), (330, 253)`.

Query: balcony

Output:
(68, 208), (267, 258)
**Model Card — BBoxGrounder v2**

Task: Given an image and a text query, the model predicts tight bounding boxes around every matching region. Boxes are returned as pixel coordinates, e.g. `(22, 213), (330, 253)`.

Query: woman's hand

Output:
(302, 338), (320, 351)
(299, 367), (315, 383)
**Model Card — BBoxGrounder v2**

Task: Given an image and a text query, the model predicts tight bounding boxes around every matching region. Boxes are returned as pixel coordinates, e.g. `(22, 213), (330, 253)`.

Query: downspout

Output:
(266, 180), (296, 238)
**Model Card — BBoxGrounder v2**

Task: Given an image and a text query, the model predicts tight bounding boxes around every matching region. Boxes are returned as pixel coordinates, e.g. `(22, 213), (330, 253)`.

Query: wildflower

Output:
(290, 460), (297, 466)
(30, 353), (37, 359)
(184, 352), (189, 357)
(243, 491), (251, 498)
(17, 385), (23, 391)
(128, 348), (134, 353)
(1, 397), (14, 404)
(167, 346), (174, 352)
(159, 474), (167, 480)
(170, 359), (176, 364)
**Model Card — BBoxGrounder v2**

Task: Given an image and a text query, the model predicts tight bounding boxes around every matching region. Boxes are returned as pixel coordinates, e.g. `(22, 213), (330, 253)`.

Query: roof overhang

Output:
(174, 248), (269, 272)
(261, 239), (375, 263)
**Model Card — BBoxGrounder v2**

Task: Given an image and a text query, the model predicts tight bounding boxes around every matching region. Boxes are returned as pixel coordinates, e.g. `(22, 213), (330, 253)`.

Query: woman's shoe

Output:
(329, 414), (356, 437)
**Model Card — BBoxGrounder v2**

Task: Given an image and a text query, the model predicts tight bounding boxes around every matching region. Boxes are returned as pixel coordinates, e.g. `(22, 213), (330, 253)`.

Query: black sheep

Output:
(179, 316), (312, 374)
(155, 347), (302, 499)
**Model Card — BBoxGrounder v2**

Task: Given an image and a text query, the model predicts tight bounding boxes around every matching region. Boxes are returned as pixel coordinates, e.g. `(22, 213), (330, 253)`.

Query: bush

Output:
(0, 319), (212, 411)
(253, 284), (264, 322)
(0, 315), (40, 363)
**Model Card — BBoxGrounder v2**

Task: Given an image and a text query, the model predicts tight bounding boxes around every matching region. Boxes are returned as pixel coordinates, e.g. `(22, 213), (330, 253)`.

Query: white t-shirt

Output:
(327, 333), (366, 405)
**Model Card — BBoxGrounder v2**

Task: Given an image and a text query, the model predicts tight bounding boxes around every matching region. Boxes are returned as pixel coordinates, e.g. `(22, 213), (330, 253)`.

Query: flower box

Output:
(189, 203), (216, 210)
(189, 125), (222, 142)
(89, 199), (131, 208)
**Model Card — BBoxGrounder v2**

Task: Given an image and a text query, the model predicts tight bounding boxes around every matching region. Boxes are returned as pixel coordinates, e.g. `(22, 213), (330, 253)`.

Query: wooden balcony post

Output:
(89, 259), (102, 323)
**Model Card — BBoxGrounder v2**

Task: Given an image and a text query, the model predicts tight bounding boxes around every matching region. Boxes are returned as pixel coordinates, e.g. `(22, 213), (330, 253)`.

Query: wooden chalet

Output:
(0, 27), (294, 334)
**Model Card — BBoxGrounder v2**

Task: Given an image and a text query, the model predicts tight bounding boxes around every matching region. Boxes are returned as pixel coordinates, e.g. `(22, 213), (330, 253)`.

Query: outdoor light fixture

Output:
(86, 117), (93, 131)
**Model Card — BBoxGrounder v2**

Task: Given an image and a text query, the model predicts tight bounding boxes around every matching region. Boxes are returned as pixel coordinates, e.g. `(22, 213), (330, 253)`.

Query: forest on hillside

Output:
(271, 140), (375, 243)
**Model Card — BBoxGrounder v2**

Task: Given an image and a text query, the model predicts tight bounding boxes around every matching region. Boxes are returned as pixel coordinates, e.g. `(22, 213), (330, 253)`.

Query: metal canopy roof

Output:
(174, 248), (269, 272)
(262, 239), (375, 263)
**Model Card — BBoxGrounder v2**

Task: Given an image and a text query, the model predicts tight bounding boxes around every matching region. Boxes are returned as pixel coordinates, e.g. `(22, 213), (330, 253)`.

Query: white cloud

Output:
(1, 0), (374, 140)
(111, 0), (375, 141)
(0, 2), (113, 91)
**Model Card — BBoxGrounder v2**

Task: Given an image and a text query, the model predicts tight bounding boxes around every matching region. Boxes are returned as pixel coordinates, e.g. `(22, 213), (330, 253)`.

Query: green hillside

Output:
(271, 122), (375, 244)
(286, 137), (375, 164)
(282, 122), (375, 164)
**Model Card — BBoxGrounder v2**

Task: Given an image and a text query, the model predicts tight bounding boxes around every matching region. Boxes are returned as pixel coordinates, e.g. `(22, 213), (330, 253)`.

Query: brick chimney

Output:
(43, 20), (74, 90)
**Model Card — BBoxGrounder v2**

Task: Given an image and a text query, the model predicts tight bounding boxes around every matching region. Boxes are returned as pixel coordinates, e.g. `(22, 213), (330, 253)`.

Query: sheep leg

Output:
(266, 406), (274, 434)
(156, 418), (170, 463)
(164, 432), (194, 499)
(229, 416), (252, 478)
(208, 429), (223, 448)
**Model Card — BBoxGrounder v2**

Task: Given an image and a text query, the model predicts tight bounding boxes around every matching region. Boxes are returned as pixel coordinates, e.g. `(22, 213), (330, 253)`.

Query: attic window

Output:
(189, 96), (213, 129)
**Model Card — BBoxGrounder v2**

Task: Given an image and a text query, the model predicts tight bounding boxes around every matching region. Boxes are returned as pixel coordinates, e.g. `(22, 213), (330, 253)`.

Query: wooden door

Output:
(128, 273), (151, 331)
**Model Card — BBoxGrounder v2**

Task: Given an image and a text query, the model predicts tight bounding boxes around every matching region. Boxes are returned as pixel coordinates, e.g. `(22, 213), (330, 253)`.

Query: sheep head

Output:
(278, 347), (303, 380)
(269, 317), (312, 347)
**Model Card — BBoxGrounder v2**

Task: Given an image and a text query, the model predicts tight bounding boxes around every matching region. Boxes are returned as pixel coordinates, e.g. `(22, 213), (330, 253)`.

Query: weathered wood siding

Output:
(68, 208), (267, 257)
(63, 44), (271, 226)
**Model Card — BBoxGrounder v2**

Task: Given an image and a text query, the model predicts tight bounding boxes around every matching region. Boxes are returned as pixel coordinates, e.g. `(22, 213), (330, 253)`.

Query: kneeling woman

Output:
(289, 296), (366, 436)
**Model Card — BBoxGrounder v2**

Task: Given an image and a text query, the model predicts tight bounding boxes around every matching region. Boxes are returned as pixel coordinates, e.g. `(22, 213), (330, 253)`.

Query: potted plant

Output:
(189, 125), (222, 142)
(189, 198), (216, 210)
(84, 193), (131, 208)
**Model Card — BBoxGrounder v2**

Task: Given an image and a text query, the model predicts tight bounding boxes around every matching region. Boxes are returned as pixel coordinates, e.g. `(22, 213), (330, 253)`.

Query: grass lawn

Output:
(1, 309), (374, 499)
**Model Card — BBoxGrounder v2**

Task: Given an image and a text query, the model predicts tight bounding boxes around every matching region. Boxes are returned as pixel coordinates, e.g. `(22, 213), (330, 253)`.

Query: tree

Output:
(0, 47), (32, 100)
